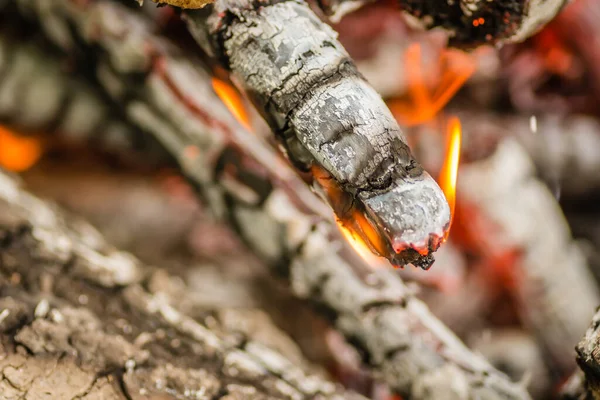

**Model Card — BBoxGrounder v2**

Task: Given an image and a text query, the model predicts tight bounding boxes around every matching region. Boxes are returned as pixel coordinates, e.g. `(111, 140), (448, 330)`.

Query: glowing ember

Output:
(211, 78), (252, 131)
(438, 116), (462, 238)
(0, 125), (43, 172)
(389, 44), (476, 126)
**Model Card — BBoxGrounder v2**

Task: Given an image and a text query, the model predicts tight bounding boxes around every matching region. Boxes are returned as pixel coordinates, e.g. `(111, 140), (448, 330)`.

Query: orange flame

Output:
(389, 43), (476, 126)
(337, 220), (384, 266)
(0, 125), (43, 172)
(438, 117), (462, 238)
(211, 78), (252, 131)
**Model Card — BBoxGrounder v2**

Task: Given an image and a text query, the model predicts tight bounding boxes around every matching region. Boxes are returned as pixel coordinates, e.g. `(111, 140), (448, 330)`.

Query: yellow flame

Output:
(337, 219), (384, 266)
(389, 44), (476, 126)
(0, 125), (43, 172)
(438, 116), (462, 237)
(211, 78), (252, 131)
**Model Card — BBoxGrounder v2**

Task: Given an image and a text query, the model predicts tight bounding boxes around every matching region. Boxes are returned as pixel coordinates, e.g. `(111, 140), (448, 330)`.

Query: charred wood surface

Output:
(7, 1), (530, 398)
(0, 169), (363, 399)
(185, 0), (450, 269)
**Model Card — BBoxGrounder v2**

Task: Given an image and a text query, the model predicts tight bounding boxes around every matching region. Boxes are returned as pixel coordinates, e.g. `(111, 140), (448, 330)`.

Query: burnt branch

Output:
(185, 0), (450, 269)
(316, 0), (567, 47)
(0, 169), (364, 399)
(8, 1), (530, 398)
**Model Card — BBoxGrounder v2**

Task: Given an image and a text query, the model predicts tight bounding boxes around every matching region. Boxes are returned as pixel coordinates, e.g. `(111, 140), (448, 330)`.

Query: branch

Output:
(316, 0), (566, 47)
(185, 0), (450, 269)
(0, 169), (364, 399)
(8, 2), (530, 398)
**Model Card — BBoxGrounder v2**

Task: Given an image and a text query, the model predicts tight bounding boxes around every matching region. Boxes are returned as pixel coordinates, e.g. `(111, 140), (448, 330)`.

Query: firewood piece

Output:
(9, 2), (530, 398)
(0, 169), (363, 400)
(185, 0), (450, 269)
(315, 0), (567, 47)
(401, 0), (567, 47)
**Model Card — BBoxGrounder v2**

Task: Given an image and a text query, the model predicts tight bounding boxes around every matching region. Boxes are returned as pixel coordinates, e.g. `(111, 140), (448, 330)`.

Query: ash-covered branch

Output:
(9, 1), (530, 398)
(185, 0), (450, 269)
(0, 169), (364, 399)
(316, 0), (567, 47)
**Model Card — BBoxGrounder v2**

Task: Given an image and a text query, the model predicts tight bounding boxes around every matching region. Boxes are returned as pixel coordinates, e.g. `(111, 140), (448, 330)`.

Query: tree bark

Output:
(0, 169), (364, 399)
(7, 2), (530, 398)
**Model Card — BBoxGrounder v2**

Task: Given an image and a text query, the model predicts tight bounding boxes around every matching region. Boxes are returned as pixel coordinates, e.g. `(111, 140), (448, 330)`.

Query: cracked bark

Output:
(184, 0), (450, 269)
(570, 309), (600, 400)
(0, 170), (364, 400)
(7, 1), (530, 398)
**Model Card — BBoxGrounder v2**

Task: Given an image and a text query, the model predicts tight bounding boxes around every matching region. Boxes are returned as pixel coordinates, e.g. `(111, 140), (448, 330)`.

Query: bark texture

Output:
(574, 308), (600, 400)
(8, 1), (530, 398)
(185, 0), (450, 269)
(0, 169), (364, 399)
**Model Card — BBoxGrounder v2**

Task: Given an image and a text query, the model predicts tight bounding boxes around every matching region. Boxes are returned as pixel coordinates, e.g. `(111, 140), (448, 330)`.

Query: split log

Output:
(0, 169), (364, 399)
(185, 0), (450, 269)
(8, 1), (531, 398)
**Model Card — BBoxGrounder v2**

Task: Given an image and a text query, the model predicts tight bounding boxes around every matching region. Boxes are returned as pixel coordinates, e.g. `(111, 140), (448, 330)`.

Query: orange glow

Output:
(0, 125), (42, 172)
(389, 43), (476, 126)
(211, 78), (252, 131)
(337, 219), (384, 266)
(438, 117), (462, 238)
(311, 164), (388, 265)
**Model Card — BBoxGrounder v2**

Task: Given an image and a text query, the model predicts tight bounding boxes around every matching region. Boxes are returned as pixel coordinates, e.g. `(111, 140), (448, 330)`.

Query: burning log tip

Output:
(361, 172), (450, 269)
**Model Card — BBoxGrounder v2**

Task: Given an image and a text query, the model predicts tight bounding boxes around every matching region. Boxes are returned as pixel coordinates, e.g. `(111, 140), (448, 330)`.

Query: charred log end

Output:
(359, 173), (450, 269)
(399, 0), (567, 47)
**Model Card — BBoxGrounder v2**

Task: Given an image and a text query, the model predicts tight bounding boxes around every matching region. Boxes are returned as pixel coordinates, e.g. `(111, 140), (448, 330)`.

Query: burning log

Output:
(7, 1), (531, 398)
(184, 0), (450, 269)
(312, 0), (566, 47)
(0, 169), (363, 399)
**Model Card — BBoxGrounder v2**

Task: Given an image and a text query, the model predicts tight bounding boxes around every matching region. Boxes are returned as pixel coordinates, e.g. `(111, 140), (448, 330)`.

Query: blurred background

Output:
(1, 0), (600, 398)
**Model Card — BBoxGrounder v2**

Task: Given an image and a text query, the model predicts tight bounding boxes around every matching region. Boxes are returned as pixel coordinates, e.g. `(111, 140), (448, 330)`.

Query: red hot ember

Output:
(185, 0), (451, 269)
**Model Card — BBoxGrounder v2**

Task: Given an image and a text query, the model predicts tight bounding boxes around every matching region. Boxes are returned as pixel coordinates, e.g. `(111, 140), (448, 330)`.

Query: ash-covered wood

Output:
(0, 169), (364, 399)
(8, 1), (531, 397)
(185, 0), (450, 269)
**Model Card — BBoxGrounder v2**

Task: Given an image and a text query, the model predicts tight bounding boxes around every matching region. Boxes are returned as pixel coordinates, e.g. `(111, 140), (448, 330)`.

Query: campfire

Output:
(1, 0), (600, 399)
